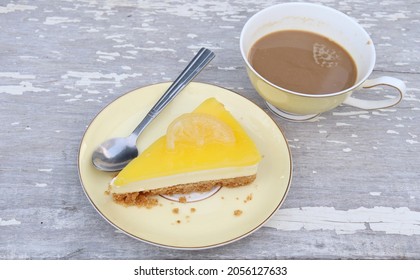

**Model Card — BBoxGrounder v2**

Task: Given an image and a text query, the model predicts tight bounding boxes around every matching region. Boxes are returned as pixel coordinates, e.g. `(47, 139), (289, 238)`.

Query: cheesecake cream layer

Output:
(110, 164), (258, 195)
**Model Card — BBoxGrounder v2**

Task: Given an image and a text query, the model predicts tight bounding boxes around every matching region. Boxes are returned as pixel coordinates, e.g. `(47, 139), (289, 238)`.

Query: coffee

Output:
(249, 30), (357, 94)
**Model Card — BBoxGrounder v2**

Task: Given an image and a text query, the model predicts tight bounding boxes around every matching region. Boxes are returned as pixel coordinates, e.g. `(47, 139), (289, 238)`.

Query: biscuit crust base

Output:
(112, 174), (256, 207)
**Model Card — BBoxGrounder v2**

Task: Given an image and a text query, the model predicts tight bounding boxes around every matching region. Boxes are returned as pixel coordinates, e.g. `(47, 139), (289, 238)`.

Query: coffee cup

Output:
(240, 2), (406, 121)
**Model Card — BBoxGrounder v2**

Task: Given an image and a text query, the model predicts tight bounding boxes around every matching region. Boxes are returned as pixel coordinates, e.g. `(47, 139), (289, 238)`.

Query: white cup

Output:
(240, 2), (406, 121)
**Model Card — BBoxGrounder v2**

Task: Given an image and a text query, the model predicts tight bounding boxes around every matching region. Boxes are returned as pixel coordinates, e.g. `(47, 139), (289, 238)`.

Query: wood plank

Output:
(1, 0), (419, 259)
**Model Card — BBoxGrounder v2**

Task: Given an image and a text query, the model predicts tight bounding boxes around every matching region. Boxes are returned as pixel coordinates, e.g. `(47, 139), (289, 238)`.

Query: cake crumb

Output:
(179, 196), (187, 203)
(112, 192), (159, 208)
(176, 220), (181, 224)
(190, 208), (196, 213)
(234, 210), (243, 216)
(244, 193), (253, 203)
(172, 208), (179, 214)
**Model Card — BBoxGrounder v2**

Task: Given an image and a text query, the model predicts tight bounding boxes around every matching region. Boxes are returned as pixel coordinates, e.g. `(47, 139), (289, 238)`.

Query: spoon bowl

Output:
(91, 48), (215, 172)
(92, 136), (138, 172)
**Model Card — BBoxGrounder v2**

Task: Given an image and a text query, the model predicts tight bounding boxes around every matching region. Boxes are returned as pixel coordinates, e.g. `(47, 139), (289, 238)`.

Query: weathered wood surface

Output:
(1, 0), (419, 259)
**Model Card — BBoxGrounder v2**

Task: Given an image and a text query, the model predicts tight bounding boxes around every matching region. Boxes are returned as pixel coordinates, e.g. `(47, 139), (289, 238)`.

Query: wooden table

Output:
(1, 0), (419, 259)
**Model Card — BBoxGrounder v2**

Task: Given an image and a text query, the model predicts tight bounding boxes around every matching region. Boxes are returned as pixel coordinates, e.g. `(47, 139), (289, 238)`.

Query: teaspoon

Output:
(92, 48), (215, 171)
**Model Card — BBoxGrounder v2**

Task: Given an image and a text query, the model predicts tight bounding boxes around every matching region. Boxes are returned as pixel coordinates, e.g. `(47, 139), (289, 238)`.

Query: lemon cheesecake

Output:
(109, 98), (261, 206)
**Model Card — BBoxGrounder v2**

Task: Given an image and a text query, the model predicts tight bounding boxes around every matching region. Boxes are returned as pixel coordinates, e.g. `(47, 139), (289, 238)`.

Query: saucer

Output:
(78, 82), (292, 249)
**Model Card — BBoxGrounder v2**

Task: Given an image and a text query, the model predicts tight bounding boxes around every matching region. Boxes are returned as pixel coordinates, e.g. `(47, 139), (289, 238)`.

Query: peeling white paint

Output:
(0, 81), (49, 95)
(84, 89), (100, 94)
(387, 130), (399, 134)
(379, 108), (397, 112)
(219, 25), (235, 29)
(370, 192), (382, 196)
(61, 71), (142, 87)
(97, 51), (121, 61)
(187, 44), (223, 50)
(113, 44), (135, 48)
(44, 16), (81, 25)
(0, 4), (36, 14)
(65, 98), (80, 103)
(0, 218), (21, 226)
(0, 72), (35, 79)
(326, 140), (347, 144)
(105, 34), (125, 40)
(333, 111), (369, 116)
(374, 11), (408, 21)
(136, 47), (176, 52)
(336, 122), (352, 126)
(217, 67), (236, 71)
(38, 169), (53, 172)
(372, 111), (388, 116)
(265, 206), (420, 235)
(406, 139), (419, 144)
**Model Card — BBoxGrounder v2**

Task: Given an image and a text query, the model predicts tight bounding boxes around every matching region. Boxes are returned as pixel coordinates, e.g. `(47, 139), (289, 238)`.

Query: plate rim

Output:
(77, 81), (293, 250)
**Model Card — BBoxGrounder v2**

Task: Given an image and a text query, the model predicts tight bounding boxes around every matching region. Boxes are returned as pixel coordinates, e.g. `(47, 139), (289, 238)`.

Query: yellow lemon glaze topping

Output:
(113, 98), (261, 187)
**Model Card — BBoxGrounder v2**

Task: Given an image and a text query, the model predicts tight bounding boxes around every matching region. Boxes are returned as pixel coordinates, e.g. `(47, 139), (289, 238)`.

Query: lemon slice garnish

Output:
(166, 113), (236, 150)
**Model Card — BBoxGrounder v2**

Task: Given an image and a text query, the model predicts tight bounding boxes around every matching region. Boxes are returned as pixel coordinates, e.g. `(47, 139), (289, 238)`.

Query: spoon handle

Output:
(130, 48), (215, 139)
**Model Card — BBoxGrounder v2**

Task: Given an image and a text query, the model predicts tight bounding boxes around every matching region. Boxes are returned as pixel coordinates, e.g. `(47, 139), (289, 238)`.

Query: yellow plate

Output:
(78, 82), (292, 249)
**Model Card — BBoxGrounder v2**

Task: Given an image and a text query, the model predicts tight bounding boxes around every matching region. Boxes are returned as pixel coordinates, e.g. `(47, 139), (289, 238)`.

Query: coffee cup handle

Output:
(343, 76), (405, 110)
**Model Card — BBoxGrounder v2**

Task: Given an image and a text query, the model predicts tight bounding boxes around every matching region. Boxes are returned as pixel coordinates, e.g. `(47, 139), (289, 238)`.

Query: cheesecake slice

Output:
(109, 97), (261, 206)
